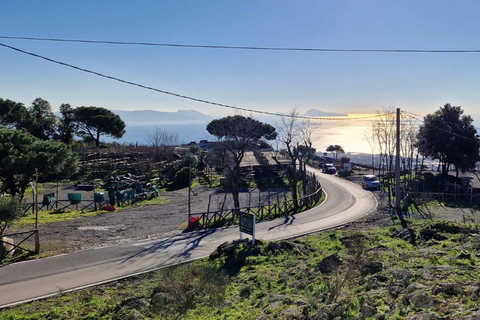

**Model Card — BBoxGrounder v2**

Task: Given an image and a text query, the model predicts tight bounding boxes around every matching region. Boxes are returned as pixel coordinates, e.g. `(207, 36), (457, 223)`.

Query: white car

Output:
(362, 175), (380, 190)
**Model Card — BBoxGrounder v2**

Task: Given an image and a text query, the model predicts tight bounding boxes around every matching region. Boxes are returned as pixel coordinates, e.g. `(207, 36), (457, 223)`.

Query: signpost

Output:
(239, 212), (256, 245)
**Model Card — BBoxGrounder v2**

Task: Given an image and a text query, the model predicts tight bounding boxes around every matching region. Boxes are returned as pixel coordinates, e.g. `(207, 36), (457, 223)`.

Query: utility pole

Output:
(395, 108), (401, 213)
(188, 164), (191, 217)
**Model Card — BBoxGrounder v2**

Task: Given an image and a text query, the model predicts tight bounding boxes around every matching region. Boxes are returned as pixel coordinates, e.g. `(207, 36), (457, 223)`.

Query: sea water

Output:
(108, 114), (480, 165)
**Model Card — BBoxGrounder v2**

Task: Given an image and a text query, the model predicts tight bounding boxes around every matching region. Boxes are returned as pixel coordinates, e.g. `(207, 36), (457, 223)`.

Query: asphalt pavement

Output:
(0, 167), (377, 308)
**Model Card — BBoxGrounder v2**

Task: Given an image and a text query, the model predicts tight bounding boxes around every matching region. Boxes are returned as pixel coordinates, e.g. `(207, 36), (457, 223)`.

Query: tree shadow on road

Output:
(121, 228), (218, 264)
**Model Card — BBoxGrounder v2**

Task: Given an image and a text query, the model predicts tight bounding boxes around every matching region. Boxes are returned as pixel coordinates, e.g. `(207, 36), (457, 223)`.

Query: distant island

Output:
(302, 108), (348, 117)
(112, 109), (212, 123)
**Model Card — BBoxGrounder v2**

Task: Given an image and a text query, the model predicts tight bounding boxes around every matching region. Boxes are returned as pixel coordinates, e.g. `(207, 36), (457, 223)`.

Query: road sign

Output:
(239, 212), (256, 245)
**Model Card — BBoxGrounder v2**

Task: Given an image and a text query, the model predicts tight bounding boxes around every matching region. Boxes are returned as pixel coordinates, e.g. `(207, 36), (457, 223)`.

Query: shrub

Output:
(151, 263), (228, 318)
(0, 196), (25, 234)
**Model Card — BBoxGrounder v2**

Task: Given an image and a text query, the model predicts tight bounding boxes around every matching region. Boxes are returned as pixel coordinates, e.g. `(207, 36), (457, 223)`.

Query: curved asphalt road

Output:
(0, 167), (376, 308)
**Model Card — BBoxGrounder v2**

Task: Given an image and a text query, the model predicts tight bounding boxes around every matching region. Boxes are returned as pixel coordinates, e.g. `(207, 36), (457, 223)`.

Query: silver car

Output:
(362, 175), (380, 190)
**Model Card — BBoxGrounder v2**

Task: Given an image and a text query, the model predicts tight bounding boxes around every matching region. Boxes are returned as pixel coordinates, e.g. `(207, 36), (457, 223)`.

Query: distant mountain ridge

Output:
(303, 109), (348, 117)
(113, 109), (212, 123)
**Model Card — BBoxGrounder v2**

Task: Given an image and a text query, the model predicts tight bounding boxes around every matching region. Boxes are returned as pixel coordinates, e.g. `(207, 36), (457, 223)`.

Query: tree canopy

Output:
(0, 98), (34, 130)
(29, 98), (58, 140)
(207, 115), (276, 208)
(57, 103), (77, 145)
(0, 128), (78, 198)
(417, 103), (480, 174)
(326, 145), (345, 159)
(73, 106), (126, 147)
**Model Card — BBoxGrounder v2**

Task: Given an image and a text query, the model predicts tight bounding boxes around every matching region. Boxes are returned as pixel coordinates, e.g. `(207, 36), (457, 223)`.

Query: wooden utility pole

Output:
(395, 108), (401, 212)
(188, 164), (191, 217)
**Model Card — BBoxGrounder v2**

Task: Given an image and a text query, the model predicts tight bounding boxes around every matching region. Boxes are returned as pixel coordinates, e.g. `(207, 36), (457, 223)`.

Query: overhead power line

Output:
(2, 35), (480, 53)
(0, 41), (386, 121)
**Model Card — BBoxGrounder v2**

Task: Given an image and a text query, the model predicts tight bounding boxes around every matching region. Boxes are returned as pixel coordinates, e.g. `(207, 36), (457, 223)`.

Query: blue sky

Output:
(1, 1), (480, 118)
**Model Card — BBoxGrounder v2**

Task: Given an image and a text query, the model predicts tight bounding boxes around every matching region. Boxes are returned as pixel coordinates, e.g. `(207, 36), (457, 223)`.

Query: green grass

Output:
(11, 209), (105, 228)
(11, 196), (167, 229)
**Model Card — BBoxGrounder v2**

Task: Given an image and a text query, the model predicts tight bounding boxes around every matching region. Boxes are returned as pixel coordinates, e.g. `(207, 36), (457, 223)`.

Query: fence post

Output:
(34, 229), (40, 254)
(55, 181), (59, 210)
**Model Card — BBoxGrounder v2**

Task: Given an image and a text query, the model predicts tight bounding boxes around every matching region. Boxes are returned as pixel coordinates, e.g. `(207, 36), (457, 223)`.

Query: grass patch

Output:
(11, 196), (167, 229)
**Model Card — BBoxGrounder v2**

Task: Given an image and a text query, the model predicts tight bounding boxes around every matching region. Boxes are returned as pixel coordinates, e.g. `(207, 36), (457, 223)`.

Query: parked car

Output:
(362, 175), (380, 190)
(322, 163), (336, 174)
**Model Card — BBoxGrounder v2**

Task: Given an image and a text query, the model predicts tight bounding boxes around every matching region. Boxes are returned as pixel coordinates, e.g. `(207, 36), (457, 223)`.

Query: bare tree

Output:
(363, 129), (377, 175)
(146, 127), (180, 162)
(274, 109), (320, 212)
(371, 107), (397, 207)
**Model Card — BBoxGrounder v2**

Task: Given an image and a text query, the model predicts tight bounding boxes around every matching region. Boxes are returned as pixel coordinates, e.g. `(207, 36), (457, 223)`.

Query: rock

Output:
(430, 222), (475, 235)
(391, 228), (416, 242)
(367, 275), (388, 290)
(113, 297), (150, 320)
(406, 283), (427, 293)
(459, 310), (480, 319)
(314, 303), (345, 320)
(466, 285), (480, 301)
(114, 297), (150, 311)
(420, 269), (435, 281)
(266, 294), (289, 304)
(389, 284), (405, 298)
(389, 269), (413, 285)
(112, 308), (143, 320)
(318, 254), (343, 274)
(407, 292), (434, 309)
(280, 308), (304, 319)
(457, 251), (472, 260)
(418, 248), (447, 256)
(369, 245), (388, 253)
(361, 261), (383, 276)
(432, 282), (461, 296)
(367, 276), (381, 290)
(267, 240), (313, 255)
(420, 228), (447, 241)
(405, 312), (438, 320)
(358, 302), (376, 320)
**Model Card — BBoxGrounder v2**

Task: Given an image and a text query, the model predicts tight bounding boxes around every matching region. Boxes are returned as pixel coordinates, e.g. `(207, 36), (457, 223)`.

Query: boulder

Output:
(407, 292), (434, 309)
(406, 282), (427, 293)
(405, 312), (438, 320)
(361, 261), (383, 276)
(314, 303), (345, 320)
(367, 275), (388, 290)
(280, 308), (304, 320)
(358, 301), (377, 320)
(389, 269), (413, 285)
(420, 228), (447, 241)
(431, 282), (461, 296)
(318, 254), (343, 274)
